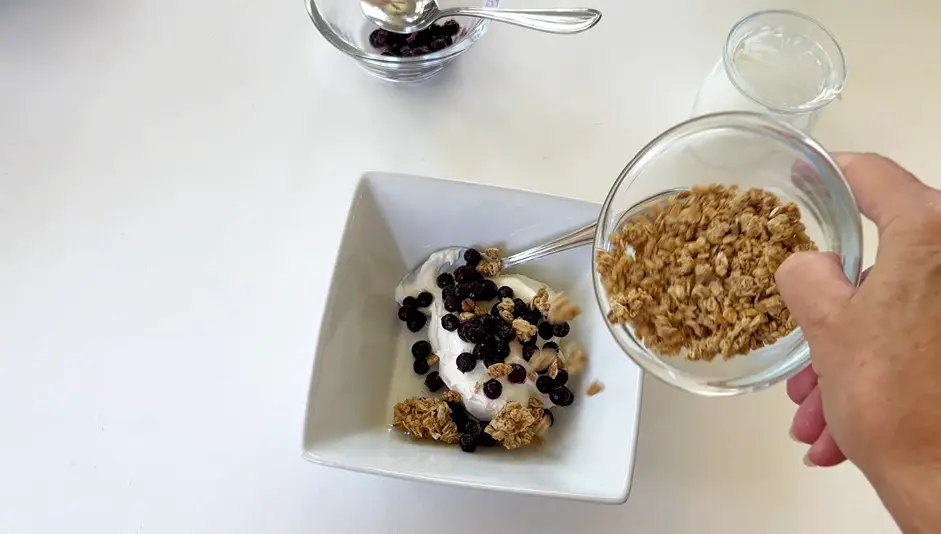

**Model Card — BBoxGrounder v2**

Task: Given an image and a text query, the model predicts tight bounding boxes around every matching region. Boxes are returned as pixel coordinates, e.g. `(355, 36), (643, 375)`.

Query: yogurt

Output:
(396, 249), (562, 420)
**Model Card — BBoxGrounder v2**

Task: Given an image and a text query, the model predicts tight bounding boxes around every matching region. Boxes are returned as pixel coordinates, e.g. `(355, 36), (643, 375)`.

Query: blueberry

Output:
(555, 370), (569, 386)
(466, 281), (486, 300)
(455, 283), (473, 299)
(480, 280), (498, 301)
(406, 313), (427, 332)
(473, 343), (490, 361)
(512, 299), (530, 318)
(429, 38), (448, 52)
(411, 340), (432, 359)
(415, 291), (433, 307)
(447, 401), (468, 427)
(456, 352), (476, 373)
(441, 314), (459, 331)
(483, 379), (502, 399)
(463, 324), (488, 344)
(398, 304), (416, 322)
(457, 322), (472, 342)
(522, 345), (537, 361)
(424, 371), (444, 392)
(508, 364), (527, 384)
(496, 323), (515, 342)
(442, 19), (460, 36)
(403, 296), (417, 306)
(475, 314), (496, 333)
(442, 285), (457, 301)
(492, 341), (510, 360)
(552, 322), (570, 338)
(444, 296), (462, 313)
(413, 357), (430, 375)
(490, 304), (502, 318)
(463, 420), (482, 436)
(454, 265), (477, 284)
(400, 47), (416, 57)
(542, 341), (559, 352)
(463, 248), (482, 267)
(477, 430), (497, 447)
(497, 286), (514, 299)
(522, 335), (538, 347)
(442, 35), (454, 47)
(538, 322), (555, 340)
(369, 29), (389, 49)
(526, 310), (542, 325)
(483, 356), (502, 368)
(459, 432), (477, 453)
(550, 385), (574, 407)
(536, 375), (556, 394)
(437, 273), (455, 288)
(543, 409), (554, 427)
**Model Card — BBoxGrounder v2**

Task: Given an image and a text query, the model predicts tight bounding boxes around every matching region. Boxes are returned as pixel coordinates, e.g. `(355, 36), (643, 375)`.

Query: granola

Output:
(392, 397), (460, 444)
(476, 247), (504, 277)
(547, 294), (581, 323)
(511, 318), (537, 343)
(596, 185), (815, 361)
(485, 397), (547, 450)
(586, 381), (605, 396)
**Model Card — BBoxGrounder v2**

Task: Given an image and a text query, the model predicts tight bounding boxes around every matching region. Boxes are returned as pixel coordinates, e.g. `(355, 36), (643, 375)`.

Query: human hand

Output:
(776, 153), (941, 531)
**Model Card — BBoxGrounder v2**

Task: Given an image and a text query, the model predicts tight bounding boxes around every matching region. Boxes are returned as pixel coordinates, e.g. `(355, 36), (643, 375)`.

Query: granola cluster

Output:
(485, 396), (550, 450)
(475, 247), (504, 277)
(596, 185), (816, 361)
(392, 397), (460, 444)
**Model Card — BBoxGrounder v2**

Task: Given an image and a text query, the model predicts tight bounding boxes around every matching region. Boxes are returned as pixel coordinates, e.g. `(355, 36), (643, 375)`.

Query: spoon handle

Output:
(501, 223), (596, 270)
(439, 8), (602, 34)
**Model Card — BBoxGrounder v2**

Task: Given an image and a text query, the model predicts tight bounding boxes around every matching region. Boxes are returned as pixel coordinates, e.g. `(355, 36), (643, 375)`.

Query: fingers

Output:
(776, 251), (855, 340)
(790, 386), (827, 444)
(834, 152), (927, 231)
(805, 427), (847, 467)
(787, 365), (818, 405)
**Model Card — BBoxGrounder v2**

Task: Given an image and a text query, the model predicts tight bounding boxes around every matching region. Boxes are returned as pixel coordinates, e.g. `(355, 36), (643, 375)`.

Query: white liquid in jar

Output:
(692, 26), (838, 131)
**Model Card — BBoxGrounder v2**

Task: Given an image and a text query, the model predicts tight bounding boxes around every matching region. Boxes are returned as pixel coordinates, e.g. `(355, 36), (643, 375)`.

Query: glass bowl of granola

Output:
(306, 0), (498, 83)
(592, 112), (863, 396)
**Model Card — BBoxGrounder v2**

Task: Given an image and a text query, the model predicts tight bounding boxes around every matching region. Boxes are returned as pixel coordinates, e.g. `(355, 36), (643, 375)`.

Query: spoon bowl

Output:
(361, 0), (602, 35)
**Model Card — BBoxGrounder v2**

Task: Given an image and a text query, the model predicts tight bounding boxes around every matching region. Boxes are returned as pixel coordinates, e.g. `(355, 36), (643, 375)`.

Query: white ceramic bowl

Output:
(303, 172), (643, 503)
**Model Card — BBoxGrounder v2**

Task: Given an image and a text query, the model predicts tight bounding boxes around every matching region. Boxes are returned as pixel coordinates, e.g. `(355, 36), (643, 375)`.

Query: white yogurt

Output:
(396, 250), (561, 420)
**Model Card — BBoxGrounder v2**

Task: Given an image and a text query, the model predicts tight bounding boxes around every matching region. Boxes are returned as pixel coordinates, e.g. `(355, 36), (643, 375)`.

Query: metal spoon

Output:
(361, 0), (602, 35)
(397, 189), (684, 289)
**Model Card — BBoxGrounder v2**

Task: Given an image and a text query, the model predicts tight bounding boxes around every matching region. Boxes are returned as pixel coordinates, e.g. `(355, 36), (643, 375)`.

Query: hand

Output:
(776, 153), (941, 532)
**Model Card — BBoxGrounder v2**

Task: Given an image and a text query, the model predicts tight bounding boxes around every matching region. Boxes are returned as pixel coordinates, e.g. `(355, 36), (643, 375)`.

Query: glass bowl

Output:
(592, 112), (862, 396)
(306, 0), (499, 83)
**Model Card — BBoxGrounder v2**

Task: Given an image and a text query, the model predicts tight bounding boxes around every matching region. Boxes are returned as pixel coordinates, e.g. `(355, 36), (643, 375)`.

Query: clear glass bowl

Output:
(592, 112), (863, 396)
(306, 0), (499, 83)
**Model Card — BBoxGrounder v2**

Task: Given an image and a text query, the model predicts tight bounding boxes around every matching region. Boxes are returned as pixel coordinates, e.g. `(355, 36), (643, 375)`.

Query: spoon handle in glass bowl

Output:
(501, 223), (596, 270)
(439, 8), (602, 34)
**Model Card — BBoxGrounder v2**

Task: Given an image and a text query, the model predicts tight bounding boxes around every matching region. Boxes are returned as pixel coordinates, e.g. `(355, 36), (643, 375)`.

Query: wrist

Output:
(867, 462), (941, 534)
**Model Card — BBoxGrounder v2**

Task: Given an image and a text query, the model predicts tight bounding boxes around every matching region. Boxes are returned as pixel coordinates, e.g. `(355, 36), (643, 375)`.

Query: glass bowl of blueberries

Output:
(306, 0), (499, 83)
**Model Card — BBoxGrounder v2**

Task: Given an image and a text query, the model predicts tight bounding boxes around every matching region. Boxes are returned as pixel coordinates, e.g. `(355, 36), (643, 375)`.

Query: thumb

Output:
(775, 251), (855, 340)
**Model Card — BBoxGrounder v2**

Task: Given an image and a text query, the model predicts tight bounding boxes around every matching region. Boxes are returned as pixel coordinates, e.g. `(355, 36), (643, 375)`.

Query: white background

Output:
(2, 0), (938, 532)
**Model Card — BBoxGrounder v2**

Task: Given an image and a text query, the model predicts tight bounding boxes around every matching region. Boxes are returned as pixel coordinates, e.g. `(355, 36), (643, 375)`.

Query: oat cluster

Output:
(511, 318), (537, 342)
(487, 363), (512, 378)
(485, 396), (548, 450)
(392, 397), (460, 444)
(596, 185), (816, 361)
(547, 295), (581, 323)
(476, 248), (503, 277)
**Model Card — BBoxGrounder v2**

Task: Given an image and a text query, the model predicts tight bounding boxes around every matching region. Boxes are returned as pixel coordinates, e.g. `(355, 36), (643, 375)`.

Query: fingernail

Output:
(803, 452), (817, 467)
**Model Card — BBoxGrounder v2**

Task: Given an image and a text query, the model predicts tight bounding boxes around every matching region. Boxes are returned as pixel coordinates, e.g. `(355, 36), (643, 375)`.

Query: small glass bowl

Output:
(306, 0), (499, 83)
(592, 112), (863, 396)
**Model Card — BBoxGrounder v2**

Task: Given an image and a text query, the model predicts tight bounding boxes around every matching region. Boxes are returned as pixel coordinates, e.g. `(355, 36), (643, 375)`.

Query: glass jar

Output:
(691, 10), (847, 132)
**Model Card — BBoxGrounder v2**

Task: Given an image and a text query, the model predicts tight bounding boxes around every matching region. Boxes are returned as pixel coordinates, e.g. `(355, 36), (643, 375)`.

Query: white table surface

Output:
(2, 0), (938, 532)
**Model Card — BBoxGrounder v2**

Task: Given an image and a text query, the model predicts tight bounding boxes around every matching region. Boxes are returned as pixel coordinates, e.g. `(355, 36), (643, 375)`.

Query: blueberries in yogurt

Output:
(542, 341), (558, 352)
(552, 322), (570, 338)
(436, 272), (455, 288)
(473, 343), (490, 361)
(497, 285), (514, 300)
(413, 357), (430, 375)
(368, 22), (461, 59)
(554, 370), (569, 387)
(424, 371), (444, 392)
(411, 340), (432, 359)
(508, 364), (527, 384)
(463, 248), (482, 267)
(483, 379), (503, 400)
(550, 385), (574, 407)
(444, 296), (462, 313)
(459, 432), (477, 453)
(441, 314), (460, 331)
(536, 375), (556, 394)
(456, 352), (476, 373)
(406, 313), (427, 332)
(538, 321), (555, 340)
(416, 291), (433, 307)
(397, 304), (416, 322)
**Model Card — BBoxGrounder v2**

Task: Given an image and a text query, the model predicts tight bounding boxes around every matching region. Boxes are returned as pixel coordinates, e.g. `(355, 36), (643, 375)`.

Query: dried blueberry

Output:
(490, 304), (502, 317)
(542, 341), (559, 352)
(496, 323), (515, 342)
(441, 314), (459, 331)
(508, 364), (527, 384)
(536, 375), (556, 394)
(473, 343), (490, 361)
(413, 357), (430, 375)
(369, 29), (389, 49)
(550, 385), (574, 406)
(483, 379), (502, 399)
(512, 299), (530, 318)
(526, 310), (542, 325)
(552, 322), (570, 338)
(497, 286), (514, 299)
(555, 370), (569, 386)
(447, 401), (468, 426)
(456, 352), (476, 373)
(463, 420), (482, 436)
(459, 432), (477, 453)
(492, 341), (510, 360)
(466, 281), (486, 300)
(397, 304), (416, 322)
(444, 296), (462, 313)
(463, 248), (482, 267)
(403, 296), (417, 306)
(483, 355), (502, 368)
(442, 285), (457, 301)
(454, 265), (477, 284)
(411, 340), (432, 359)
(416, 291), (433, 307)
(480, 279), (498, 301)
(424, 371), (444, 392)
(543, 408), (554, 427)
(406, 313), (427, 332)
(538, 321), (555, 340)
(522, 344), (537, 361)
(429, 38), (448, 52)
(436, 272), (455, 288)
(463, 324), (488, 344)
(442, 19), (460, 36)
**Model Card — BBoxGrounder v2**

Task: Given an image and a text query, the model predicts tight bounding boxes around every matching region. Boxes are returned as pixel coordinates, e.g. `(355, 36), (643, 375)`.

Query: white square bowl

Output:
(302, 172), (643, 503)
